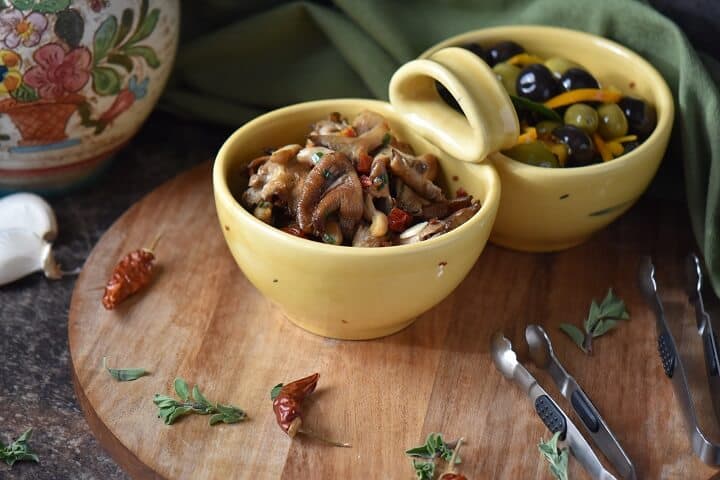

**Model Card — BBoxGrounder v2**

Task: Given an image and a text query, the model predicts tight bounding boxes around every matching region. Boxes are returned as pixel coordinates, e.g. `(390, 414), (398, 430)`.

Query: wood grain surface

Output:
(69, 161), (720, 479)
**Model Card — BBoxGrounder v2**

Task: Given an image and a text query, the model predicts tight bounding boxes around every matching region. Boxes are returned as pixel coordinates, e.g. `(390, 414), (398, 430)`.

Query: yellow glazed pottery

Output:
(213, 48), (512, 340)
(421, 26), (674, 251)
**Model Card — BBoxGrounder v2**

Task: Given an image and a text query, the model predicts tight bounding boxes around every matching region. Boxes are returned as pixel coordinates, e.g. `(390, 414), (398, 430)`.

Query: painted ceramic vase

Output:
(0, 0), (179, 193)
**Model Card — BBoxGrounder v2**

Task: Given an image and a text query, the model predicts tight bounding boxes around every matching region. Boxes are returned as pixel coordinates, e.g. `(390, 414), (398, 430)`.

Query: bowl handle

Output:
(389, 47), (519, 163)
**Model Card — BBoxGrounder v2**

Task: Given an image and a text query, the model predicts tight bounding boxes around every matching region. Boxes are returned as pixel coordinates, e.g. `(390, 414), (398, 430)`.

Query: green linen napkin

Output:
(166, 0), (720, 297)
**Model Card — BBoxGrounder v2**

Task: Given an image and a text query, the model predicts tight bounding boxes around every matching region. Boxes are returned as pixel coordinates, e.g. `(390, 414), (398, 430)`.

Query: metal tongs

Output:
(638, 254), (720, 465)
(491, 330), (634, 479)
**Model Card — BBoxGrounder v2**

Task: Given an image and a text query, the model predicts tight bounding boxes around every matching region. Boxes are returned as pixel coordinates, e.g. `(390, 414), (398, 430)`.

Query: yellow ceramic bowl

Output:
(421, 26), (674, 251)
(213, 99), (500, 340)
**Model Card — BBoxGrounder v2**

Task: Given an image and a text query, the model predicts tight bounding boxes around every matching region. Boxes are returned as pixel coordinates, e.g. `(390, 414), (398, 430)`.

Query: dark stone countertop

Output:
(0, 112), (231, 480)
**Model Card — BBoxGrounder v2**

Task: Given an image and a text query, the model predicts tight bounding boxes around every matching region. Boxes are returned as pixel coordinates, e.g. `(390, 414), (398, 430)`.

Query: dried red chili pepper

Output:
(340, 126), (357, 137)
(272, 373), (318, 436)
(439, 474), (467, 480)
(270, 373), (350, 447)
(388, 207), (413, 233)
(102, 237), (160, 310)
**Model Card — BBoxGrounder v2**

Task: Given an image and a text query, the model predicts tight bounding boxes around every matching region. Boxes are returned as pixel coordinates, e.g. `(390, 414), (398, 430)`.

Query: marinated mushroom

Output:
(239, 111), (482, 247)
(242, 144), (308, 221)
(389, 148), (445, 202)
(297, 151), (364, 240)
(308, 110), (390, 165)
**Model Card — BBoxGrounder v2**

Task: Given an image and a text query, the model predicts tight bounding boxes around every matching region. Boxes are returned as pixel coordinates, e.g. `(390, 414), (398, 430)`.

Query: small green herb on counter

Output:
(1, 428), (39, 467)
(103, 356), (148, 382)
(559, 288), (630, 354)
(538, 432), (568, 480)
(154, 377), (247, 426)
(406, 433), (463, 479)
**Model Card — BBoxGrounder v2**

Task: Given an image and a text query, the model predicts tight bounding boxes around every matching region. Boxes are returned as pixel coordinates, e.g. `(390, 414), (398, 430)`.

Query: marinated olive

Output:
(516, 64), (561, 102)
(560, 68), (599, 91)
(563, 103), (599, 134)
(536, 120), (562, 138)
(622, 140), (640, 154)
(544, 56), (582, 77)
(436, 81), (462, 112)
(485, 41), (524, 67)
(552, 125), (596, 166)
(596, 103), (628, 140)
(503, 141), (559, 168)
(618, 97), (656, 138)
(463, 42), (484, 58)
(493, 62), (520, 95)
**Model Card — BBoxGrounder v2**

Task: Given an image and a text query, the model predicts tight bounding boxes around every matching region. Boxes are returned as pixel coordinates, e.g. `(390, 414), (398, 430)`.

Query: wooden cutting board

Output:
(69, 161), (720, 479)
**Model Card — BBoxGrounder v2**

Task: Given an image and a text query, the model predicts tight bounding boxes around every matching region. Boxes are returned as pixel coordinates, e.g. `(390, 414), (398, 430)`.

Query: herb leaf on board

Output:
(538, 431), (569, 480)
(154, 378), (247, 426)
(560, 288), (630, 354)
(103, 357), (148, 382)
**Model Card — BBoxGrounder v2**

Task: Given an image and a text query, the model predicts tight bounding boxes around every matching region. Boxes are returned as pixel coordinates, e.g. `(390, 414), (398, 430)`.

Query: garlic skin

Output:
(0, 228), (61, 286)
(0, 193), (58, 242)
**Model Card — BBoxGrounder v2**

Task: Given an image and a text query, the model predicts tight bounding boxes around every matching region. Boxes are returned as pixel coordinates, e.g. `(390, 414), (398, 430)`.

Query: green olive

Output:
(536, 120), (562, 138)
(503, 141), (559, 168)
(563, 103), (599, 134)
(596, 103), (628, 140)
(544, 56), (582, 78)
(493, 62), (520, 95)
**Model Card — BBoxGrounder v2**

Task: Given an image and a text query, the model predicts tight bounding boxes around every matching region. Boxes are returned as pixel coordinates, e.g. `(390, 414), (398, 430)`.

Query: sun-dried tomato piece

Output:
(388, 207), (412, 233)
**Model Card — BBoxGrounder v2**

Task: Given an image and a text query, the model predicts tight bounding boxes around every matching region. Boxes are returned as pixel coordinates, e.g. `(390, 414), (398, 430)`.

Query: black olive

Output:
(622, 140), (640, 154)
(516, 64), (561, 102)
(552, 125), (596, 167)
(560, 68), (599, 91)
(618, 97), (657, 138)
(436, 81), (462, 112)
(462, 43), (484, 59)
(485, 41), (524, 67)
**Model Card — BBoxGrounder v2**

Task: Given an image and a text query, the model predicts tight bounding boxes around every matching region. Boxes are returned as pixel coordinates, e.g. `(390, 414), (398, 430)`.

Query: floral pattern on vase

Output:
(0, 0), (177, 191)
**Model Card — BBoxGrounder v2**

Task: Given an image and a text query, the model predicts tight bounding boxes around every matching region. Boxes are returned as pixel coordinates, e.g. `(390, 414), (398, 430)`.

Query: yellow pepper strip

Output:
(507, 53), (545, 67)
(544, 89), (623, 109)
(517, 127), (538, 144)
(610, 134), (638, 144)
(607, 141), (624, 156)
(546, 142), (568, 167)
(592, 132), (613, 162)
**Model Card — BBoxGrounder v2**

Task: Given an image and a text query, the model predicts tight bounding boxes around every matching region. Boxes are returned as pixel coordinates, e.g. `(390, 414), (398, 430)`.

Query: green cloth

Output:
(165, 0), (720, 297)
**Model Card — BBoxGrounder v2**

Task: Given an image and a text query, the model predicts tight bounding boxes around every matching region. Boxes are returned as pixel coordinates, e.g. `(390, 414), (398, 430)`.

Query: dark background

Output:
(1, 1), (718, 478)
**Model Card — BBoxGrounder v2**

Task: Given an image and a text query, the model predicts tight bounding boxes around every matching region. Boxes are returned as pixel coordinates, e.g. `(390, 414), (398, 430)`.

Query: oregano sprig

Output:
(154, 378), (247, 426)
(406, 433), (462, 479)
(538, 431), (569, 480)
(560, 288), (630, 354)
(1, 428), (39, 467)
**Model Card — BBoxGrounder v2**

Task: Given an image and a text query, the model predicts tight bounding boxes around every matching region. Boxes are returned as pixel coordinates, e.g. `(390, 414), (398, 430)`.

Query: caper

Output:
(596, 103), (628, 140)
(493, 62), (520, 95)
(536, 120), (562, 138)
(503, 141), (559, 168)
(544, 56), (582, 78)
(563, 103), (599, 134)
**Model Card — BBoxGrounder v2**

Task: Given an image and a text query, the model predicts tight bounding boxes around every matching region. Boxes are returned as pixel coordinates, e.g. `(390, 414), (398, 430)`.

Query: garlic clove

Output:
(0, 193), (58, 242)
(0, 228), (62, 286)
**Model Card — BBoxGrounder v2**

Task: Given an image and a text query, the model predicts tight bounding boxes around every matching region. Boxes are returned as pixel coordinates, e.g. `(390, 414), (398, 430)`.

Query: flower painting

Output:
(0, 0), (163, 148)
